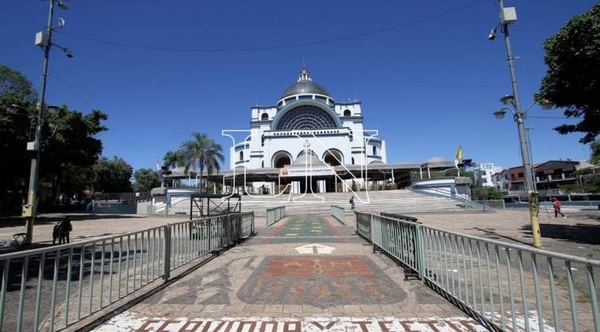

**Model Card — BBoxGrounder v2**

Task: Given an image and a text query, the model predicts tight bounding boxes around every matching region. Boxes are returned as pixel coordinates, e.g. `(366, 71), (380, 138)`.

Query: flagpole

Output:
(455, 146), (462, 177)
(156, 157), (164, 188)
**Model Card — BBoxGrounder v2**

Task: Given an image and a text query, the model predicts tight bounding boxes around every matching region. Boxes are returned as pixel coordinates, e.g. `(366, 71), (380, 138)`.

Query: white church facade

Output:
(228, 68), (388, 194)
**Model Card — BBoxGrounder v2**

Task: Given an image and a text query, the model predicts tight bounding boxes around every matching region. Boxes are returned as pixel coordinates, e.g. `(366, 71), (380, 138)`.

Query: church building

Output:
(228, 68), (389, 194)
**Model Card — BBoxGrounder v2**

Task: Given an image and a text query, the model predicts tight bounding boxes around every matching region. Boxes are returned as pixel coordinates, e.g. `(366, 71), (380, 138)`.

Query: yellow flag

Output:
(455, 145), (462, 161)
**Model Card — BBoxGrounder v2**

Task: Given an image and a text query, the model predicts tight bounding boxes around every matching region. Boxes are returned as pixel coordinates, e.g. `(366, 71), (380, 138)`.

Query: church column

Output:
(318, 180), (325, 193)
(334, 175), (337, 193)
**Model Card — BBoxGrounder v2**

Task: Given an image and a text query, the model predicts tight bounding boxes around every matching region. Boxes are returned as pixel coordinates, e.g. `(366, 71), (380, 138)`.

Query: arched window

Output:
(372, 146), (377, 156)
(274, 155), (291, 168)
(323, 150), (342, 166)
(261, 113), (269, 121)
(343, 109), (351, 117)
(351, 157), (355, 165)
(276, 105), (337, 130)
(261, 161), (264, 168)
(239, 151), (244, 161)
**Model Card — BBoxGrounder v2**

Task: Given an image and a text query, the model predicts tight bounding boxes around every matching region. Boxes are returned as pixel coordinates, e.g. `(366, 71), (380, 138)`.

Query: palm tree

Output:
(163, 150), (185, 169)
(180, 132), (224, 190)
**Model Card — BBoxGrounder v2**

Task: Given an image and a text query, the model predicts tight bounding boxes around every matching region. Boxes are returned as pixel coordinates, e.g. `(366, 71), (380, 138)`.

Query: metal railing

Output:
(355, 211), (371, 241)
(411, 188), (489, 210)
(356, 212), (600, 331)
(266, 206), (286, 226)
(0, 212), (255, 332)
(92, 192), (152, 203)
(330, 205), (346, 224)
(472, 200), (506, 210)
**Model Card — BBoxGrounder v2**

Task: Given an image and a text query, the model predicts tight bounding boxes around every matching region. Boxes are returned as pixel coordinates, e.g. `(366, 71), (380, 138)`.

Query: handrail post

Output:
(227, 214), (233, 247)
(163, 224), (171, 281)
(416, 223), (426, 280)
(369, 213), (375, 252)
(207, 219), (212, 251)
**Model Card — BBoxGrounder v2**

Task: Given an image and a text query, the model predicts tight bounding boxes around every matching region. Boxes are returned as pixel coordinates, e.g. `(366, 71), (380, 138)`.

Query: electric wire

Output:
(54, 0), (485, 53)
(34, 0), (487, 169)
(50, 69), (94, 111)
(50, 68), (156, 164)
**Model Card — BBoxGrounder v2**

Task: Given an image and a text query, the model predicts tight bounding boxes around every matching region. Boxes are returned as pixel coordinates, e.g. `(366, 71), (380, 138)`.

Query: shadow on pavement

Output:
(533, 222), (600, 245)
(473, 227), (533, 246)
(0, 214), (143, 229)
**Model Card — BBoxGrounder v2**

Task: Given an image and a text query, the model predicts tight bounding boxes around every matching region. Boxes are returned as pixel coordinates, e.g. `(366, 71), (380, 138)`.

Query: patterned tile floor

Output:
(88, 215), (496, 331)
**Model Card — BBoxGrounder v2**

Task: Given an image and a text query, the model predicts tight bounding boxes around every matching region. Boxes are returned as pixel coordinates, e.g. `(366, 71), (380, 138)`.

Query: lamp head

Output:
(500, 95), (515, 105)
(493, 109), (507, 120)
(46, 105), (60, 115)
(539, 99), (554, 110)
(488, 28), (497, 41)
(55, 1), (69, 10)
(52, 43), (74, 58)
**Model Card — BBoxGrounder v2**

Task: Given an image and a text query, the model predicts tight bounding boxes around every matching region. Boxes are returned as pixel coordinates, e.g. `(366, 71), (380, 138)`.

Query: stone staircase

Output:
(239, 189), (472, 217)
(147, 190), (478, 218)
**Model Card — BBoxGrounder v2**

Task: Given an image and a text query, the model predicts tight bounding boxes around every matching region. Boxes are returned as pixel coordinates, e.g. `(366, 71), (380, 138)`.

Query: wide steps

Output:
(240, 190), (466, 216)
(149, 190), (468, 217)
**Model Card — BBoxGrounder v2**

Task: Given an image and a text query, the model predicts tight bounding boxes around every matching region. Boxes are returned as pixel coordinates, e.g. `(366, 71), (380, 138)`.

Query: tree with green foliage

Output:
(537, 3), (600, 144)
(591, 140), (600, 165)
(0, 66), (38, 210)
(180, 132), (224, 189)
(163, 150), (185, 169)
(0, 100), (34, 210)
(42, 106), (108, 201)
(133, 168), (160, 192)
(560, 142), (600, 193)
(578, 140), (600, 193)
(92, 157), (133, 193)
(0, 65), (37, 102)
(471, 186), (503, 200)
(1, 66), (109, 211)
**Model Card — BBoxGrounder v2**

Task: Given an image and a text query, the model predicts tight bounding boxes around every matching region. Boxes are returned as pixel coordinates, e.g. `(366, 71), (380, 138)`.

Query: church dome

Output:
(280, 68), (331, 99)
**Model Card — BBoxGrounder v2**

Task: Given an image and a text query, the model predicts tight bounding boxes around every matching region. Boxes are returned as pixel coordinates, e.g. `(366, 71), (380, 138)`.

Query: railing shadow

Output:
(0, 246), (147, 291)
(522, 222), (600, 245)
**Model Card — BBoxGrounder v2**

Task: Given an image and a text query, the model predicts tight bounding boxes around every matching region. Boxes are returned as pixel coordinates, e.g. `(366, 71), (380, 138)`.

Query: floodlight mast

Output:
(491, 0), (542, 248)
(22, 0), (70, 244)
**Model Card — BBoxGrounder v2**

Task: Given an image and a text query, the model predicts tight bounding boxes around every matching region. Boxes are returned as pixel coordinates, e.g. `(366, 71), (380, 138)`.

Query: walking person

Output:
(349, 196), (355, 210)
(551, 197), (566, 218)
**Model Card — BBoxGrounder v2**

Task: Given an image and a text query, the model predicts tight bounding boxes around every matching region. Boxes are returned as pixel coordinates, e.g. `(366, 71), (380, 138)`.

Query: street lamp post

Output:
(488, 0), (550, 248)
(526, 126), (536, 190)
(22, 0), (71, 244)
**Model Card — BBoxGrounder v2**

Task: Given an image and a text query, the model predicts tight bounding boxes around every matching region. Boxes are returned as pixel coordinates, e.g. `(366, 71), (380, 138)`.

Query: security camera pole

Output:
(22, 0), (68, 244)
(496, 0), (542, 247)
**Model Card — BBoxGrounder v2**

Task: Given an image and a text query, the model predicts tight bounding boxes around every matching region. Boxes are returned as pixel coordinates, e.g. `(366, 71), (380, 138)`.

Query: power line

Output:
(50, 69), (157, 164)
(50, 69), (94, 110)
(528, 116), (567, 119)
(55, 0), (485, 53)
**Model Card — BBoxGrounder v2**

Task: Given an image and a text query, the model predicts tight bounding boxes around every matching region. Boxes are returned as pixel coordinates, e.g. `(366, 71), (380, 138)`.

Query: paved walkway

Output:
(90, 214), (488, 332)
(2, 207), (599, 331)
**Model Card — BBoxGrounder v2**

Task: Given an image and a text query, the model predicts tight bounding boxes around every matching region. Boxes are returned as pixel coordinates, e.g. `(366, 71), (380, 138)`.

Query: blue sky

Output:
(1, 0), (596, 172)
